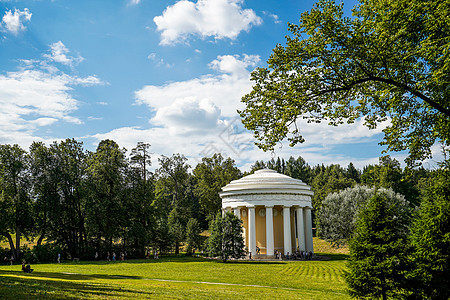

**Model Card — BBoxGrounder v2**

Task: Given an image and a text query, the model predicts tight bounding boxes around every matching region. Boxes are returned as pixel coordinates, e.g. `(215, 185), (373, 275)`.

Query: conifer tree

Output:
(207, 212), (245, 262)
(185, 218), (202, 254)
(408, 169), (450, 299)
(344, 193), (411, 299)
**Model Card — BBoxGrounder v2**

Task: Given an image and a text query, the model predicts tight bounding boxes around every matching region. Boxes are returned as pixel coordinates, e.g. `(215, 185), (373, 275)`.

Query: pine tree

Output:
(344, 193), (411, 299)
(185, 218), (202, 254)
(408, 169), (450, 299)
(207, 212), (245, 262)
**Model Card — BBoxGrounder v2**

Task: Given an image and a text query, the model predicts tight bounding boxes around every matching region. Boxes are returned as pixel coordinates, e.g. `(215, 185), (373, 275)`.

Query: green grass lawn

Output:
(0, 254), (349, 299)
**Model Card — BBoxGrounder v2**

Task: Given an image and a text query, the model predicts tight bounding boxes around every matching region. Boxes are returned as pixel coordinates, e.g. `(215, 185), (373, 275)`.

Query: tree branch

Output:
(369, 76), (450, 117)
(316, 76), (450, 117)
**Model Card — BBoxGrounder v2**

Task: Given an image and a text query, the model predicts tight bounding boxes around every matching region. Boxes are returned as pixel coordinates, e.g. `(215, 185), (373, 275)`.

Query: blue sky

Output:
(0, 0), (440, 170)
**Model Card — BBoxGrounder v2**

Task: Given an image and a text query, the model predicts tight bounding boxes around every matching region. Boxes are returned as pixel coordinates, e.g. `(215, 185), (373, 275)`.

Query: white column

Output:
(248, 206), (256, 256)
(265, 206), (274, 256)
(304, 207), (314, 252)
(233, 207), (241, 219)
(283, 206), (292, 255)
(296, 207), (305, 251)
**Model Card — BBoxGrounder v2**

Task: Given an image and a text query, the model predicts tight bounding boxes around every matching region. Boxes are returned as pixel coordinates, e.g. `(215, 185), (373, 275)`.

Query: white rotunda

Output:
(219, 169), (314, 257)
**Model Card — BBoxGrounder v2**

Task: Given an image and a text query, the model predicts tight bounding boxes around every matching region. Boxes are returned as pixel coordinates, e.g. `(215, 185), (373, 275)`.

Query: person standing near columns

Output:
(266, 206), (274, 256)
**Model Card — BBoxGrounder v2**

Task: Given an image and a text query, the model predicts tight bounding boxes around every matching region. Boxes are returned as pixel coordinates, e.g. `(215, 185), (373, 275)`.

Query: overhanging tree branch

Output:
(316, 76), (450, 117)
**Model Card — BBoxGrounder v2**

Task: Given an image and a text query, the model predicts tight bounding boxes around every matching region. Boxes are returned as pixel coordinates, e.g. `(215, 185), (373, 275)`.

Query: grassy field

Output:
(0, 238), (350, 299)
(0, 254), (350, 299)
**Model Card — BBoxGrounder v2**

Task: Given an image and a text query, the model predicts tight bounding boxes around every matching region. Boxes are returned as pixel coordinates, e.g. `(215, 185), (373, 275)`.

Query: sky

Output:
(0, 0), (442, 171)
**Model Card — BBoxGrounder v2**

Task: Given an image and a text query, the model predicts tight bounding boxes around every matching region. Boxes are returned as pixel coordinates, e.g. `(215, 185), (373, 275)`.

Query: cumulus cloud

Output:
(135, 54), (259, 120)
(209, 54), (259, 77)
(0, 43), (103, 147)
(1, 8), (32, 35)
(291, 117), (389, 147)
(152, 97), (222, 134)
(44, 41), (84, 67)
(154, 0), (262, 45)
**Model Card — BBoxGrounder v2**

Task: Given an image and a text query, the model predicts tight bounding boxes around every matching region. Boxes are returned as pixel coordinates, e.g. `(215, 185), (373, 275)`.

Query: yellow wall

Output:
(240, 208), (249, 249)
(273, 206), (284, 253)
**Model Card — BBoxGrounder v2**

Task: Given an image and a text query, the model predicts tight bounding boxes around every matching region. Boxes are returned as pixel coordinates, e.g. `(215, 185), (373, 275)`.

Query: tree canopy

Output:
(240, 0), (450, 165)
(193, 153), (241, 220)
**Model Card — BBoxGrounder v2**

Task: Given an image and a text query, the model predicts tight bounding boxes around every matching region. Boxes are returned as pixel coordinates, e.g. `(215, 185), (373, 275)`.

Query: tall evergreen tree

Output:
(207, 212), (245, 262)
(344, 193), (411, 299)
(185, 218), (202, 254)
(408, 169), (450, 299)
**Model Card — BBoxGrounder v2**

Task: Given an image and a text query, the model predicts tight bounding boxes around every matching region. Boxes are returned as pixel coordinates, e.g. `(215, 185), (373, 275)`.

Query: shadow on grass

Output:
(314, 253), (349, 261)
(0, 269), (141, 281)
(58, 255), (208, 265)
(0, 270), (150, 299)
(219, 260), (286, 265)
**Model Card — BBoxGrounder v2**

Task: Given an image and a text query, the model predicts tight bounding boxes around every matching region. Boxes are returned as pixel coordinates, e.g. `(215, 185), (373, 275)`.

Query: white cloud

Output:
(44, 41), (84, 67)
(129, 0), (141, 5)
(88, 116), (103, 121)
(209, 54), (259, 77)
(292, 117), (389, 147)
(152, 97), (222, 134)
(263, 11), (281, 24)
(1, 8), (32, 35)
(135, 54), (259, 118)
(0, 43), (103, 148)
(30, 117), (59, 127)
(154, 0), (262, 45)
(147, 52), (173, 68)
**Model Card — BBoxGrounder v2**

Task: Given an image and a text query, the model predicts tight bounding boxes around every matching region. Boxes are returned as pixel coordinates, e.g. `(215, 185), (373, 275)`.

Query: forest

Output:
(0, 138), (438, 263)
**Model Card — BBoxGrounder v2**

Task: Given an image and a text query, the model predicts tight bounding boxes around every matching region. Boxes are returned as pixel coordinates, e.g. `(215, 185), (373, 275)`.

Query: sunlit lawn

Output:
(0, 254), (349, 299)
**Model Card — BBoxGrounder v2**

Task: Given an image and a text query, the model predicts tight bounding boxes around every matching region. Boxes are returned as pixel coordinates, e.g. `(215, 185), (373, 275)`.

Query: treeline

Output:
(250, 155), (429, 215)
(0, 139), (241, 262)
(0, 139), (434, 262)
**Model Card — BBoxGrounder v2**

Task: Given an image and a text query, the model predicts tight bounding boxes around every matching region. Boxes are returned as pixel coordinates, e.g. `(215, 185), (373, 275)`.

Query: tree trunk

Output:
(37, 216), (46, 246)
(15, 226), (20, 261)
(175, 241), (179, 254)
(37, 233), (45, 246)
(5, 233), (16, 261)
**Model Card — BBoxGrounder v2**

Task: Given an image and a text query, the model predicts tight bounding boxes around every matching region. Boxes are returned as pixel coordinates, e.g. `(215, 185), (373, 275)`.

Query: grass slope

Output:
(0, 255), (349, 299)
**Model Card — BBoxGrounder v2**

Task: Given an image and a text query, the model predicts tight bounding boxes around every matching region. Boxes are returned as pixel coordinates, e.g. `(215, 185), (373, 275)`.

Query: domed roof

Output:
(220, 169), (313, 197)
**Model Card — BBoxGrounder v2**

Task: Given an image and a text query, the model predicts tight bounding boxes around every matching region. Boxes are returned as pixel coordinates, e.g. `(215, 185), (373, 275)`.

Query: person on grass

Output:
(22, 261), (33, 273)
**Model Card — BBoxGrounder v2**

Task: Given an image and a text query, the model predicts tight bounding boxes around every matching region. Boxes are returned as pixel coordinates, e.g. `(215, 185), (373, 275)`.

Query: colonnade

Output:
(227, 205), (314, 256)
